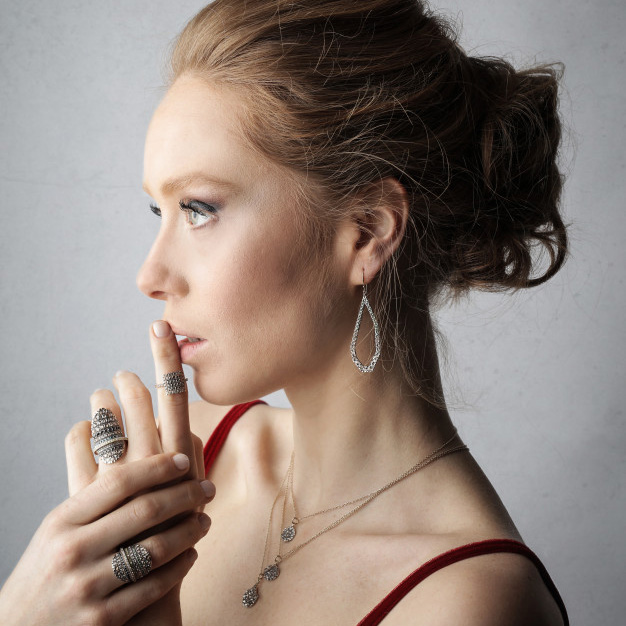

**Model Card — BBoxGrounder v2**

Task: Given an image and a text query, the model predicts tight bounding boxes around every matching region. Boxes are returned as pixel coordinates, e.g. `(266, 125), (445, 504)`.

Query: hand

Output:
(0, 320), (212, 625)
(0, 453), (213, 626)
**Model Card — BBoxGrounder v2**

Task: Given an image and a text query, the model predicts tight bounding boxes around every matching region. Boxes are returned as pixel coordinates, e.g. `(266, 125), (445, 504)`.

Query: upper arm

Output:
(382, 553), (565, 626)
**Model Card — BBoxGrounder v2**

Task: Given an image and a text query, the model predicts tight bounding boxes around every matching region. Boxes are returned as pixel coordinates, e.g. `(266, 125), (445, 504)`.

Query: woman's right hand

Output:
(0, 450), (214, 626)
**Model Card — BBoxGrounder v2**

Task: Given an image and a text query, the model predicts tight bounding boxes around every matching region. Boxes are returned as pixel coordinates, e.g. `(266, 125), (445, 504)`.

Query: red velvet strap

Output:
(357, 538), (568, 625)
(203, 399), (267, 475)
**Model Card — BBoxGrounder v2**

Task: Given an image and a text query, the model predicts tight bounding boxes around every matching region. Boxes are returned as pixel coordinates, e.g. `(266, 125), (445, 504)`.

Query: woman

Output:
(0, 0), (570, 624)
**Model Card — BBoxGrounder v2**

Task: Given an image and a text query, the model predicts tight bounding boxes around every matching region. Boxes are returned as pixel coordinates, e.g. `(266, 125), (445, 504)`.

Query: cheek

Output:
(188, 224), (334, 402)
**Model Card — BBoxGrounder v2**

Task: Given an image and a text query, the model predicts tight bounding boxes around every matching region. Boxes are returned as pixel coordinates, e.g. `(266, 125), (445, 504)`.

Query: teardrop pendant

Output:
(281, 524), (296, 542)
(263, 563), (280, 581)
(242, 584), (259, 608)
(350, 283), (381, 373)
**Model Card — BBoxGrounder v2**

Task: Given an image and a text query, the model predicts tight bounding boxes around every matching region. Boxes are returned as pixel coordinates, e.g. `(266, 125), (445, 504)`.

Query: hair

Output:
(166, 0), (569, 407)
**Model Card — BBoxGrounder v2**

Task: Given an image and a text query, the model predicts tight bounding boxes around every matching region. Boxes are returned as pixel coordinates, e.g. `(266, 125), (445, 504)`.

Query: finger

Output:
(150, 321), (194, 462)
(95, 512), (210, 595)
(60, 452), (192, 525)
(193, 433), (205, 480)
(87, 478), (215, 553)
(89, 389), (126, 471)
(105, 549), (198, 624)
(112, 371), (161, 460)
(65, 420), (97, 496)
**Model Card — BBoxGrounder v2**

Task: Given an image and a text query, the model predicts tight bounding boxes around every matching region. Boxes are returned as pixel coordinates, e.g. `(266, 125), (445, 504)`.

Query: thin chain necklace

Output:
(242, 430), (469, 608)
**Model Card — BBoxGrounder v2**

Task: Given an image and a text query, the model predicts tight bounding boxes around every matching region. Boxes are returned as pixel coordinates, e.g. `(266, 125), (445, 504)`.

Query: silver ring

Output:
(112, 543), (152, 584)
(154, 370), (188, 395)
(91, 408), (128, 464)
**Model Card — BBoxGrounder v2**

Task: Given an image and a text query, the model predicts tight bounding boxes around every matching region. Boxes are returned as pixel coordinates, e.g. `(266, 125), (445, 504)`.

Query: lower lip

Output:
(177, 338), (207, 363)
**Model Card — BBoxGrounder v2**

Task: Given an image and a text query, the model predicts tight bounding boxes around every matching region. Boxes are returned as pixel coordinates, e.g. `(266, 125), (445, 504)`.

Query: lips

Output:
(165, 323), (205, 348)
(175, 334), (204, 348)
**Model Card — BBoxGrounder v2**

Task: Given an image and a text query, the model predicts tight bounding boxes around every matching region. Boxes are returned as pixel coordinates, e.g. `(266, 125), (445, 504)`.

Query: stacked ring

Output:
(91, 408), (128, 464)
(112, 543), (152, 584)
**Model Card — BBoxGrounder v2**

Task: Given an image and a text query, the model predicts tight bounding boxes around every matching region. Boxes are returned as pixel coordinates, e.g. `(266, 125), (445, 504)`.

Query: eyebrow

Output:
(142, 172), (238, 197)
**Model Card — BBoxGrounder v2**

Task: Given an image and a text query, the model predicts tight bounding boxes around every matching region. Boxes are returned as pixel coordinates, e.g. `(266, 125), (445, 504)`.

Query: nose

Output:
(136, 234), (186, 301)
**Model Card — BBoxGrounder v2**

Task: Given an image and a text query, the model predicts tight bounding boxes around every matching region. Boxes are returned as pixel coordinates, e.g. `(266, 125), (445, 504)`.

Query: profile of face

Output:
(137, 74), (357, 404)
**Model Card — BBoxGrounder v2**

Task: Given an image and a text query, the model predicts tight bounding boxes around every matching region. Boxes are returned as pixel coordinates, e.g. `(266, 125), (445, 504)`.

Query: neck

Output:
(283, 328), (455, 516)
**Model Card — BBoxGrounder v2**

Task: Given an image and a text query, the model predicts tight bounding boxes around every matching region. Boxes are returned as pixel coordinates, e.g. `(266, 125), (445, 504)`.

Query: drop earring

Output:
(350, 269), (381, 373)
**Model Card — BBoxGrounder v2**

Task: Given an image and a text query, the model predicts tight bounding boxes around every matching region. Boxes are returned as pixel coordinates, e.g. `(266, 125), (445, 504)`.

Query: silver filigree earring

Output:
(350, 269), (381, 373)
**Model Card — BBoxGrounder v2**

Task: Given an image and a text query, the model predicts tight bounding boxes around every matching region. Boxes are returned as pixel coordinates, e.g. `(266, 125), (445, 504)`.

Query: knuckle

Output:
(120, 382), (151, 405)
(130, 495), (161, 523)
(65, 421), (90, 448)
(97, 467), (127, 495)
(186, 481), (203, 508)
(146, 453), (170, 479)
(84, 604), (112, 626)
(147, 569), (174, 600)
(51, 536), (85, 573)
(43, 506), (64, 531)
(147, 534), (168, 565)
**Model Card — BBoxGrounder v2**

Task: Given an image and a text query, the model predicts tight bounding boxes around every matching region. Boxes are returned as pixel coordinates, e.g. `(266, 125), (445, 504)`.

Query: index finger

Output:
(150, 320), (194, 465)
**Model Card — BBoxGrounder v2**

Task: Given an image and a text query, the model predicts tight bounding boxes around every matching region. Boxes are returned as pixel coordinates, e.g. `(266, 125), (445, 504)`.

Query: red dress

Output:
(203, 400), (569, 625)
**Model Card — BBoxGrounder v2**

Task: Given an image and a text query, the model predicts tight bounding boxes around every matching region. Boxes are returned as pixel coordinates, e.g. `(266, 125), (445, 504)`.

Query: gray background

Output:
(1, 0), (624, 623)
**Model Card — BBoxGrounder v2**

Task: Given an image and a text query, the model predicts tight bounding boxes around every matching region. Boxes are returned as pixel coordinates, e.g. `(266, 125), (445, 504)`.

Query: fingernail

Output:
(198, 513), (211, 532)
(114, 370), (127, 378)
(152, 320), (171, 338)
(189, 548), (198, 562)
(200, 480), (216, 499)
(173, 453), (190, 471)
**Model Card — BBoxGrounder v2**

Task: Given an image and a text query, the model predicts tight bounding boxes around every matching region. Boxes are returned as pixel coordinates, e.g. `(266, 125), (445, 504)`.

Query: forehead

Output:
(143, 74), (267, 196)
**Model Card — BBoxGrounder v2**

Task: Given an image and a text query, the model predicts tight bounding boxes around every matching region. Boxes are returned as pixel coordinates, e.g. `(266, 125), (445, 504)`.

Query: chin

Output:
(191, 368), (278, 407)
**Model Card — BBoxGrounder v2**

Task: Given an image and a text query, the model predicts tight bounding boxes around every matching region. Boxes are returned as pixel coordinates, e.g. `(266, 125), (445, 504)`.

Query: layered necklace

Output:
(242, 430), (469, 608)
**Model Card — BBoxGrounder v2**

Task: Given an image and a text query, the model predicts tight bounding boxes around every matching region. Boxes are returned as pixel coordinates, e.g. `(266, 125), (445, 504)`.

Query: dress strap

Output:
(357, 538), (568, 625)
(203, 399), (267, 475)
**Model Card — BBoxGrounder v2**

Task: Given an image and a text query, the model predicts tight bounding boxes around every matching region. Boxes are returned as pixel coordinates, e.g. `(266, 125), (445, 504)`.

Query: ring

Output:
(112, 543), (152, 584)
(154, 370), (188, 395)
(91, 408), (128, 464)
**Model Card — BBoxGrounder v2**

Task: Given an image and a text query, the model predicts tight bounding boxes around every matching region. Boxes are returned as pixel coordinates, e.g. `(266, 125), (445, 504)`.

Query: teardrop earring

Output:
(350, 269), (381, 373)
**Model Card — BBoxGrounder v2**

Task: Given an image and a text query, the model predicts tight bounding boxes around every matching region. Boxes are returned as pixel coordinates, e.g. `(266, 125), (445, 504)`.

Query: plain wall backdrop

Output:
(1, 0), (624, 623)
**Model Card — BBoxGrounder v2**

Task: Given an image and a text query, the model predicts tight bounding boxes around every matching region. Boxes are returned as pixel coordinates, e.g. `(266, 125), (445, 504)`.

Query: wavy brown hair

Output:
(167, 0), (569, 406)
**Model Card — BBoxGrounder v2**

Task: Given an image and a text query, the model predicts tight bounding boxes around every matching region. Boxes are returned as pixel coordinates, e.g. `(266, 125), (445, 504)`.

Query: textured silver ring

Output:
(91, 408), (128, 464)
(154, 370), (188, 395)
(112, 543), (152, 584)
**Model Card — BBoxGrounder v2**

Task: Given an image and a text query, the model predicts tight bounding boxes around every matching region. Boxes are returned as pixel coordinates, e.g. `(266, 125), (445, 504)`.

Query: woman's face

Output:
(138, 74), (353, 404)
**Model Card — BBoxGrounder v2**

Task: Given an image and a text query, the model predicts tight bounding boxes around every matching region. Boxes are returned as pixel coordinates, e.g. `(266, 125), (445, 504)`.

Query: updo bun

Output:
(168, 0), (570, 403)
(445, 55), (567, 291)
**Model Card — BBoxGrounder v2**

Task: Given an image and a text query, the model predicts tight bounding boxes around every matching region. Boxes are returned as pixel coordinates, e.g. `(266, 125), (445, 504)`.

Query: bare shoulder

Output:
(382, 550), (565, 626)
(188, 398), (291, 489)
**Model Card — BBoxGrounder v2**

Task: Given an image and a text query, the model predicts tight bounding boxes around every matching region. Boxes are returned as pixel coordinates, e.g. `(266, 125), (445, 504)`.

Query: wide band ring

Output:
(91, 408), (128, 464)
(154, 370), (188, 395)
(112, 543), (152, 584)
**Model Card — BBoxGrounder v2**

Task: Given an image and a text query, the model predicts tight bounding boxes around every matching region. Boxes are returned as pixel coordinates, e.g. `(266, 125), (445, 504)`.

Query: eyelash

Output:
(149, 200), (219, 228)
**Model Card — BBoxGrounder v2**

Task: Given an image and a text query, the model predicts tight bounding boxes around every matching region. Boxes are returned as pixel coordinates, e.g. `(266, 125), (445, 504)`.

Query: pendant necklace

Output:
(242, 430), (469, 608)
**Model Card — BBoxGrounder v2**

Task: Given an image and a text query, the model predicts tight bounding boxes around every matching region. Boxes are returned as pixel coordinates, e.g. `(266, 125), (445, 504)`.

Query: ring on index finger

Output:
(154, 370), (188, 395)
(91, 408), (128, 464)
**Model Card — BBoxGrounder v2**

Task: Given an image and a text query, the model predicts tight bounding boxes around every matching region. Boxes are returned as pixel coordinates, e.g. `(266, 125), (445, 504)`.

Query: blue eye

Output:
(179, 200), (218, 227)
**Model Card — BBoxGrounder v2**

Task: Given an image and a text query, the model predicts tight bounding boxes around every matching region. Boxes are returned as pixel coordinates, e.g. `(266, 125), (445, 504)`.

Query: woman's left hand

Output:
(67, 320), (205, 626)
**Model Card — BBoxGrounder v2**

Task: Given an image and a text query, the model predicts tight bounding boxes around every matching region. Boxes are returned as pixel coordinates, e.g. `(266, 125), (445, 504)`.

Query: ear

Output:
(339, 177), (409, 287)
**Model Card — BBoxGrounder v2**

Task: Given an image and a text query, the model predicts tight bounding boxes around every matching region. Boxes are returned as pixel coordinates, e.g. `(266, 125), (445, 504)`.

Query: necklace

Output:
(241, 431), (469, 608)
(280, 428), (460, 543)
